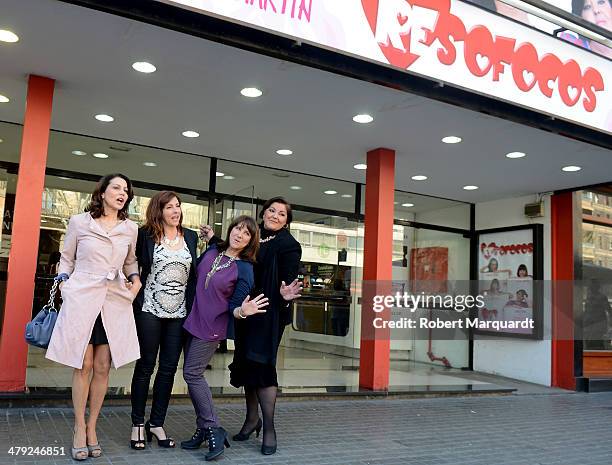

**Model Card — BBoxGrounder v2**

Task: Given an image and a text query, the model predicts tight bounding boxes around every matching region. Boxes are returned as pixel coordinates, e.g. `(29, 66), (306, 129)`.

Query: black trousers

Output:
(130, 311), (185, 426)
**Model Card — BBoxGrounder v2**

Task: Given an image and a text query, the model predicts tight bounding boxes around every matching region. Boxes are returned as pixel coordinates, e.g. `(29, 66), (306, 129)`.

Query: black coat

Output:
(132, 227), (199, 315)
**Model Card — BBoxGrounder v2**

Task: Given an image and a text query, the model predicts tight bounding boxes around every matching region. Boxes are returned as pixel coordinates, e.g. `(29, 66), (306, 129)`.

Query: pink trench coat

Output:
(46, 212), (140, 369)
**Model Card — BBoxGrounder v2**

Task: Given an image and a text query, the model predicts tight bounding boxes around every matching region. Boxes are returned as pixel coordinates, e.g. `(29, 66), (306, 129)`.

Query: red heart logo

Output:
(361, 0), (420, 69)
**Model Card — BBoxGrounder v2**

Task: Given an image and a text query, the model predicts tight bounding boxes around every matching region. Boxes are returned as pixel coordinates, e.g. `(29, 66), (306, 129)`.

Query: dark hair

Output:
(572, 0), (611, 15)
(85, 173), (134, 220)
(517, 289), (528, 298)
(489, 278), (500, 290)
(488, 258), (499, 270)
(259, 197), (293, 226)
(216, 215), (259, 262)
(143, 191), (183, 244)
(517, 264), (528, 277)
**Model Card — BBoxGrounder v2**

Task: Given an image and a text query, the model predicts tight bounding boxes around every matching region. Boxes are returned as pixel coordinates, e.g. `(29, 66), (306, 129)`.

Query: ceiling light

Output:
(401, 203), (414, 207)
(132, 61), (156, 73)
(411, 175), (428, 181)
(182, 130), (199, 138)
(463, 185), (479, 190)
(72, 150), (87, 156)
(0, 138), (3, 143)
(442, 136), (462, 144)
(324, 190), (338, 195)
(214, 222), (222, 226)
(0, 30), (19, 43)
(506, 151), (526, 159)
(562, 165), (582, 172)
(290, 186), (302, 190)
(143, 162), (157, 167)
(216, 211), (222, 215)
(95, 114), (114, 122)
(216, 171), (225, 177)
(93, 153), (109, 159)
(353, 163), (367, 170)
(353, 114), (373, 124)
(0, 95), (9, 103)
(240, 87), (263, 98)
(223, 175), (235, 180)
(276, 149), (293, 156)
(341, 194), (353, 198)
(59, 177), (70, 180)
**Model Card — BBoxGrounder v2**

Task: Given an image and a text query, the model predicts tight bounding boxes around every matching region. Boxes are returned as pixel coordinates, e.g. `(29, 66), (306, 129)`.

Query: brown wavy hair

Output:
(216, 215), (259, 263)
(85, 173), (134, 220)
(143, 191), (183, 244)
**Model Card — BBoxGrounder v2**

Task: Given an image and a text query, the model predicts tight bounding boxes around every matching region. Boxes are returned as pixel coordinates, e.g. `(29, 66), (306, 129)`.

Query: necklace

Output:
(205, 253), (236, 289)
(162, 233), (180, 247)
(260, 235), (276, 243)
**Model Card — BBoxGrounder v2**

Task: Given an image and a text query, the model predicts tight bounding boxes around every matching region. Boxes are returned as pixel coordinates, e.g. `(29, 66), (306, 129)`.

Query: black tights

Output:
(239, 386), (277, 447)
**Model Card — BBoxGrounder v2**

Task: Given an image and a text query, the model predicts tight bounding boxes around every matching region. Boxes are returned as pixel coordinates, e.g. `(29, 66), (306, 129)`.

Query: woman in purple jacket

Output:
(181, 215), (267, 461)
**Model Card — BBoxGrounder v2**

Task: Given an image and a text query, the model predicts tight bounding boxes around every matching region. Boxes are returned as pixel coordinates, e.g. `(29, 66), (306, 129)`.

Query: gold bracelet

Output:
(237, 307), (247, 319)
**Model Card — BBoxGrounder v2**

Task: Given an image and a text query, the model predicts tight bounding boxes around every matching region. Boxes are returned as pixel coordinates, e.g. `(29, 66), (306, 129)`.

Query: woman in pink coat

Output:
(46, 173), (142, 461)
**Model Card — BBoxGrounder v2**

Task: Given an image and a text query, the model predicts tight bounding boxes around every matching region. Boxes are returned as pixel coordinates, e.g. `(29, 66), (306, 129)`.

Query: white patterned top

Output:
(142, 242), (192, 318)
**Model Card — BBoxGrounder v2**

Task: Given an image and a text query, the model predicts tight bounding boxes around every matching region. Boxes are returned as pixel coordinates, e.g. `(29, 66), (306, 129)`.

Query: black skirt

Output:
(89, 313), (109, 345)
(229, 357), (278, 388)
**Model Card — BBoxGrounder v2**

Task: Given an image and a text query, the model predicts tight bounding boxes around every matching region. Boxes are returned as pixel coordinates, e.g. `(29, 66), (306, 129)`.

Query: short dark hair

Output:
(216, 215), (260, 262)
(259, 197), (293, 226)
(85, 173), (134, 220)
(517, 264), (528, 276)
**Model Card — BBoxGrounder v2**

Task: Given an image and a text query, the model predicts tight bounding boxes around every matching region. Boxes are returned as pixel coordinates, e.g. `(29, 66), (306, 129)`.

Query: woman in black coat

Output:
(129, 191), (199, 450)
(201, 197), (302, 455)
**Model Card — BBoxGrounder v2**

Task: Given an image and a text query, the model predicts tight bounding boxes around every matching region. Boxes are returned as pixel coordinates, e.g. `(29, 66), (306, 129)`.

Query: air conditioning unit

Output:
(524, 201), (544, 218)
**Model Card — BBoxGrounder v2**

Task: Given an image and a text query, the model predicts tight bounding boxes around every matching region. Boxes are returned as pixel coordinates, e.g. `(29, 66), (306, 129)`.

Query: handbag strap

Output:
(46, 280), (60, 312)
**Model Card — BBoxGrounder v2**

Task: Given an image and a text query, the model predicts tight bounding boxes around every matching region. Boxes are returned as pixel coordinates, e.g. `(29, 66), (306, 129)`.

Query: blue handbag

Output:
(25, 279), (60, 348)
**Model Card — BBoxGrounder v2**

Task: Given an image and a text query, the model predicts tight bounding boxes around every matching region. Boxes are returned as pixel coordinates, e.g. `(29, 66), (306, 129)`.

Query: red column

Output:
(359, 148), (395, 390)
(551, 192), (577, 390)
(0, 76), (55, 392)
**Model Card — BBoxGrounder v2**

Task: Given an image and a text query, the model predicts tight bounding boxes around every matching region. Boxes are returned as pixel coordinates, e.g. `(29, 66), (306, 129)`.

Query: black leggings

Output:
(130, 311), (185, 426)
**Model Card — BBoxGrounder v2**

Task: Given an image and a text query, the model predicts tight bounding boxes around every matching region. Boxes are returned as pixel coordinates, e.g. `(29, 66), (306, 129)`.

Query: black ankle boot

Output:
(205, 426), (230, 461)
(180, 428), (208, 450)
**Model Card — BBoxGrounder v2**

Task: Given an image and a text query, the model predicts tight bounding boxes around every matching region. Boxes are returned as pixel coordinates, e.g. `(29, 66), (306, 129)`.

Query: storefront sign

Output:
(475, 224), (543, 339)
(160, 0), (611, 133)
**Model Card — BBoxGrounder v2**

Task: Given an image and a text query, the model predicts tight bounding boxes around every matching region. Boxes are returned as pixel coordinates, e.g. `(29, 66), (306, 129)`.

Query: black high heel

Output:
(145, 421), (176, 448)
(232, 418), (262, 441)
(205, 426), (230, 461)
(261, 430), (277, 456)
(130, 424), (146, 450)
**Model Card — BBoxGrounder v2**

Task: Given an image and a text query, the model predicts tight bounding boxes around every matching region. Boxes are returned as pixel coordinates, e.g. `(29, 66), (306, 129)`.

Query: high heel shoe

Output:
(180, 427), (209, 450)
(232, 418), (262, 441)
(205, 426), (230, 461)
(130, 424), (146, 450)
(71, 428), (88, 461)
(261, 430), (277, 455)
(145, 421), (176, 448)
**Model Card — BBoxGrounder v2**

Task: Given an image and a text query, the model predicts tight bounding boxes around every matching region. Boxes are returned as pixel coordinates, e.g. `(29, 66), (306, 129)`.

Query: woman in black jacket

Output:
(201, 196), (302, 455)
(129, 191), (199, 450)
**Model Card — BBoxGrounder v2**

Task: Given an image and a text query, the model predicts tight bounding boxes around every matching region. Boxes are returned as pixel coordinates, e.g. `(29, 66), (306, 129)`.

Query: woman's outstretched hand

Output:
(199, 224), (214, 241)
(240, 294), (269, 316)
(280, 279), (303, 301)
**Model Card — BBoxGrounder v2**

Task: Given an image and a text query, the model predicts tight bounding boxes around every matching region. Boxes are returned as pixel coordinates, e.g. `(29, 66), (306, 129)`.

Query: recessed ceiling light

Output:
(0, 30), (19, 43)
(353, 114), (374, 124)
(93, 153), (109, 159)
(240, 87), (263, 98)
(324, 190), (338, 195)
(59, 177), (70, 180)
(143, 162), (157, 167)
(506, 151), (526, 159)
(290, 186), (302, 190)
(72, 150), (87, 156)
(276, 149), (293, 156)
(132, 61), (156, 73)
(411, 175), (428, 181)
(214, 222), (222, 226)
(463, 185), (479, 190)
(0, 95), (9, 103)
(95, 114), (114, 122)
(341, 194), (353, 198)
(401, 203), (414, 207)
(216, 171), (225, 177)
(0, 138), (4, 143)
(562, 165), (582, 172)
(353, 163), (367, 170)
(223, 175), (235, 180)
(442, 136), (462, 144)
(182, 130), (199, 138)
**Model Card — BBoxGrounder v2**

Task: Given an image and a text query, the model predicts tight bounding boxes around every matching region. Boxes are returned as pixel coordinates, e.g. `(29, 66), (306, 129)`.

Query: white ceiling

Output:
(0, 0), (610, 206)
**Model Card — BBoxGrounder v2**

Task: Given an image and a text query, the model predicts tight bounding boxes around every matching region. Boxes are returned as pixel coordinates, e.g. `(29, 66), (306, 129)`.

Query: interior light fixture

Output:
(240, 87), (263, 98)
(442, 136), (462, 144)
(411, 175), (428, 181)
(0, 30), (19, 43)
(72, 150), (87, 156)
(143, 162), (157, 167)
(93, 153), (109, 159)
(341, 194), (353, 198)
(216, 171), (225, 177)
(276, 149), (293, 156)
(324, 190), (338, 195)
(562, 165), (582, 172)
(182, 130), (199, 138)
(463, 185), (479, 190)
(214, 222), (222, 226)
(290, 186), (302, 190)
(223, 175), (235, 180)
(0, 138), (4, 143)
(95, 114), (114, 122)
(352, 114), (374, 124)
(353, 163), (367, 170)
(402, 203), (414, 207)
(0, 95), (9, 103)
(132, 61), (156, 73)
(506, 151), (526, 159)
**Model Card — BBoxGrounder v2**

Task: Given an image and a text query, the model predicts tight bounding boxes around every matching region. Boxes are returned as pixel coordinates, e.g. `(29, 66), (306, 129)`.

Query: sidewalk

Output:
(2, 392), (612, 465)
